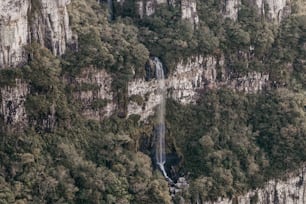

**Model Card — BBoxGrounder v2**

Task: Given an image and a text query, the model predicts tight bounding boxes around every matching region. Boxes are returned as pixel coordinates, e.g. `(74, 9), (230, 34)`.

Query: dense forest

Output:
(1, 0), (306, 203)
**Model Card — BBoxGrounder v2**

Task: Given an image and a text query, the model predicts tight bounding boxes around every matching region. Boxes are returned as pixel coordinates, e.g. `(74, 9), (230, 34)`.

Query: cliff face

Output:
(0, 0), (74, 132)
(256, 0), (291, 22)
(223, 0), (240, 21)
(29, 0), (73, 56)
(1, 0), (305, 203)
(203, 166), (306, 204)
(136, 0), (199, 26)
(127, 55), (269, 119)
(0, 0), (73, 68)
(69, 55), (269, 121)
(181, 0), (199, 26)
(0, 0), (29, 68)
(0, 79), (28, 131)
(70, 67), (115, 120)
(136, 0), (167, 17)
(223, 0), (290, 22)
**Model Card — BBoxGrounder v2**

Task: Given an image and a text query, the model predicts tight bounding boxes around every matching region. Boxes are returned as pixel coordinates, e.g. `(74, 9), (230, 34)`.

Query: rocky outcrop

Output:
(71, 67), (115, 120)
(0, 79), (28, 131)
(30, 0), (73, 56)
(256, 0), (291, 22)
(127, 56), (270, 118)
(181, 0), (199, 26)
(136, 0), (199, 26)
(223, 0), (240, 21)
(222, 0), (291, 22)
(137, 0), (167, 17)
(170, 177), (189, 198)
(203, 166), (306, 204)
(0, 0), (29, 68)
(168, 56), (219, 104)
(56, 55), (269, 121)
(0, 0), (73, 68)
(128, 78), (162, 119)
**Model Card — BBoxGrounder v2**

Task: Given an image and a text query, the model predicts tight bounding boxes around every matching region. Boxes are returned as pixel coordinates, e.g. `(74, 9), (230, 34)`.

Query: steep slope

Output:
(0, 0), (73, 68)
(0, 0), (306, 203)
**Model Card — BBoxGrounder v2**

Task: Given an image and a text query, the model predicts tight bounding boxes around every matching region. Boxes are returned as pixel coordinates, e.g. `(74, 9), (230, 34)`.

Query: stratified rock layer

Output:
(223, 0), (290, 22)
(0, 79), (28, 130)
(30, 0), (73, 56)
(0, 0), (29, 68)
(0, 0), (73, 68)
(127, 56), (269, 119)
(71, 67), (115, 120)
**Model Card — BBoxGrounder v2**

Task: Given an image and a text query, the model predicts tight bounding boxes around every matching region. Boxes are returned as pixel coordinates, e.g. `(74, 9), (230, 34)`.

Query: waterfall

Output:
(154, 57), (171, 181)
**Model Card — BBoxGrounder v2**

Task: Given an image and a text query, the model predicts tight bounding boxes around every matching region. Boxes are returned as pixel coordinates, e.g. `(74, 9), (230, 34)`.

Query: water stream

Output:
(154, 57), (172, 181)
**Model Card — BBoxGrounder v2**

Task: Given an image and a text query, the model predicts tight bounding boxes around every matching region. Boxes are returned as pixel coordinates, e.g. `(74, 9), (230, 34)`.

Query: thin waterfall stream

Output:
(154, 57), (172, 182)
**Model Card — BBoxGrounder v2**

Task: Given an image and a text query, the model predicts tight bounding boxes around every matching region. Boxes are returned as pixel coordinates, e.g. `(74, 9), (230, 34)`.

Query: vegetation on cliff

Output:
(1, 0), (306, 203)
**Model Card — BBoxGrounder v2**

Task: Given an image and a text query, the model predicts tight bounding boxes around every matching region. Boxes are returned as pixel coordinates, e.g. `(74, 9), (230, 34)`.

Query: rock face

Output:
(137, 0), (167, 17)
(181, 0), (199, 27)
(256, 0), (290, 22)
(128, 78), (162, 120)
(85, 56), (261, 120)
(0, 79), (28, 131)
(223, 0), (240, 21)
(127, 56), (269, 118)
(136, 0), (199, 26)
(0, 0), (73, 68)
(71, 67), (115, 120)
(167, 56), (214, 104)
(30, 0), (73, 56)
(202, 166), (306, 204)
(0, 0), (29, 68)
(222, 0), (290, 22)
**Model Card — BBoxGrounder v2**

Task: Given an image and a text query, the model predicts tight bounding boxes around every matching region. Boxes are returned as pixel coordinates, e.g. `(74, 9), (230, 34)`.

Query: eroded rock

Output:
(0, 79), (28, 130)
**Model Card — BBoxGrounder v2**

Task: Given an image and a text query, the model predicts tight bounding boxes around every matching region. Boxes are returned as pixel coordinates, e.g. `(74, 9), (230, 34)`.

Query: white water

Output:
(154, 57), (171, 181)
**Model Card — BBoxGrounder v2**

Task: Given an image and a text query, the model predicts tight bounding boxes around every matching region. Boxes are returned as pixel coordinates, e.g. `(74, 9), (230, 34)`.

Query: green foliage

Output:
(22, 44), (70, 129)
(166, 89), (306, 201)
(91, 99), (108, 110)
(271, 15), (306, 87)
(129, 94), (144, 105)
(2, 1), (306, 204)
(0, 69), (22, 87)
(63, 1), (150, 115)
(78, 82), (100, 92)
(252, 89), (306, 174)
(135, 5), (198, 73)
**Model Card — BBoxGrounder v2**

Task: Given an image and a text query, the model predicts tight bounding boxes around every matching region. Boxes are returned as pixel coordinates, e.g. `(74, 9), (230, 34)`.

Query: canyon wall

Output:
(71, 67), (115, 120)
(223, 0), (291, 22)
(127, 55), (269, 119)
(181, 0), (199, 26)
(0, 79), (28, 131)
(0, 0), (29, 68)
(0, 1), (305, 203)
(0, 0), (74, 132)
(136, 0), (199, 26)
(0, 0), (73, 68)
(67, 55), (269, 121)
(29, 0), (73, 56)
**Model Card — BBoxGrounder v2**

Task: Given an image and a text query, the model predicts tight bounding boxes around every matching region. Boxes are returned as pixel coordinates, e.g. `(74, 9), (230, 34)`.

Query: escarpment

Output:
(1, 0), (306, 203)
(0, 0), (74, 69)
(223, 0), (290, 21)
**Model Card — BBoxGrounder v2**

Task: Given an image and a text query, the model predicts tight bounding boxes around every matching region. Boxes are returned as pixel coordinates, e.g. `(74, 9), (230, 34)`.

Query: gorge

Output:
(0, 0), (306, 203)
